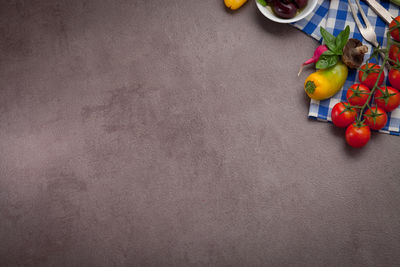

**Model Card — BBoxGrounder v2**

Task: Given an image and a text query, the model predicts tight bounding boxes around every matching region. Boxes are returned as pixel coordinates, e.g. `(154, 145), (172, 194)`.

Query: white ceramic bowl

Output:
(255, 0), (318, 24)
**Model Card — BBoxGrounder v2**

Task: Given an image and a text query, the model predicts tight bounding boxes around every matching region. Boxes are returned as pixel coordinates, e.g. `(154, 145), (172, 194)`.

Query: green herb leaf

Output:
(334, 25), (350, 55)
(316, 54), (339, 69)
(320, 27), (337, 52)
(257, 0), (267, 6)
(321, 50), (336, 56)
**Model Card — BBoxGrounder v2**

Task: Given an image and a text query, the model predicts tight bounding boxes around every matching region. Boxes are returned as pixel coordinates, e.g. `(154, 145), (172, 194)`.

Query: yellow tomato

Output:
(304, 61), (348, 100)
(224, 0), (247, 10)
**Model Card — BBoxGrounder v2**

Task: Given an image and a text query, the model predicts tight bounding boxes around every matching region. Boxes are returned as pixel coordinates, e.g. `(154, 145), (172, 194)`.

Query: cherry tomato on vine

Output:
(346, 83), (370, 106)
(374, 86), (400, 112)
(364, 106), (388, 131)
(388, 68), (400, 91)
(389, 16), (400, 42)
(345, 122), (371, 148)
(358, 63), (384, 89)
(331, 102), (357, 128)
(389, 44), (400, 65)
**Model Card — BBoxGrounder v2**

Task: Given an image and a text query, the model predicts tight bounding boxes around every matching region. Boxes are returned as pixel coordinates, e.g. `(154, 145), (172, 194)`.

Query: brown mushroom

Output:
(342, 38), (369, 69)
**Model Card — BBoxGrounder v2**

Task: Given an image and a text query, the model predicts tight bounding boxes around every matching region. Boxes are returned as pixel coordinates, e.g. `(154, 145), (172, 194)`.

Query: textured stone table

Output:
(1, 0), (400, 266)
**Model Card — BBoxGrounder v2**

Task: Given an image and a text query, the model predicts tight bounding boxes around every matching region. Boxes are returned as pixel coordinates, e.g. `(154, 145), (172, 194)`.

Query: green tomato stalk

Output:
(349, 27), (398, 123)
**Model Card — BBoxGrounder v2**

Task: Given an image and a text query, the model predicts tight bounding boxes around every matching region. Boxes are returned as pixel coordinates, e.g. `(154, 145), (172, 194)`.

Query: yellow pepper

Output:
(224, 0), (247, 10)
(304, 61), (348, 100)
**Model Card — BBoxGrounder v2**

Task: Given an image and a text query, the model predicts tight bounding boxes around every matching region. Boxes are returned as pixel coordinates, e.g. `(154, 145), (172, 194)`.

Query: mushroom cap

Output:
(342, 38), (368, 69)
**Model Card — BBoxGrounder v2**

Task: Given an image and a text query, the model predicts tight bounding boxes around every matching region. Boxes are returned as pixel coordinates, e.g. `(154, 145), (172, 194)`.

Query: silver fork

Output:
(348, 0), (385, 60)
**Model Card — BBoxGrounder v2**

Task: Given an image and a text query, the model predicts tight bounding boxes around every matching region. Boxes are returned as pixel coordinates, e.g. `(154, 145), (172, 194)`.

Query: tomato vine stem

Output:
(354, 30), (393, 122)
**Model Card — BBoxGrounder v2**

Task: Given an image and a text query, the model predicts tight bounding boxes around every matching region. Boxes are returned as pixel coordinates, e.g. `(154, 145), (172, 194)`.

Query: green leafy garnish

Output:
(316, 51), (339, 69)
(334, 26), (350, 55)
(320, 27), (337, 52)
(316, 26), (350, 69)
(257, 0), (267, 6)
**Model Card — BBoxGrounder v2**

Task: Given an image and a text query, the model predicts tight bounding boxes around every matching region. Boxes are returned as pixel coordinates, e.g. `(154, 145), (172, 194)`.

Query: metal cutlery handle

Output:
(362, 0), (394, 24)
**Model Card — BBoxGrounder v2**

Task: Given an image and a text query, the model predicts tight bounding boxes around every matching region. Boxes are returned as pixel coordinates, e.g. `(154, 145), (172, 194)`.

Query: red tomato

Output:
(358, 63), (384, 89)
(346, 84), (370, 106)
(374, 86), (400, 112)
(364, 106), (388, 130)
(389, 44), (400, 65)
(389, 16), (400, 42)
(345, 123), (371, 148)
(331, 102), (357, 128)
(388, 68), (400, 91)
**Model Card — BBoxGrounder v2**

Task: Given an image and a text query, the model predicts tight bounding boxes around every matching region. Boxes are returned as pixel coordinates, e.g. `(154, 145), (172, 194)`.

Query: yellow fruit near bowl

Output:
(224, 0), (247, 10)
(304, 61), (348, 100)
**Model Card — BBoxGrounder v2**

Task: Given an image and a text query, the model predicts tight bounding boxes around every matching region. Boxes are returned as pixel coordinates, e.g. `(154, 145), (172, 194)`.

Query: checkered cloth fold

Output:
(293, 0), (400, 136)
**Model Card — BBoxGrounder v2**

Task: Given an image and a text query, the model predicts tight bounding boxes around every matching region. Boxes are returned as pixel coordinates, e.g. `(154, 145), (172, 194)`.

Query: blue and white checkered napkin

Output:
(293, 0), (400, 136)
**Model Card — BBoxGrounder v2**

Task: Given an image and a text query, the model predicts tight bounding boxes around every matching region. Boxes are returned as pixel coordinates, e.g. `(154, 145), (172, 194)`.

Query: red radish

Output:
(298, 44), (328, 76)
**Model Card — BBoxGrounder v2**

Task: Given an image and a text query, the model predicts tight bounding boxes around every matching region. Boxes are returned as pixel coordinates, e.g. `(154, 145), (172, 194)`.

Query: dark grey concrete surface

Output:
(1, 0), (400, 266)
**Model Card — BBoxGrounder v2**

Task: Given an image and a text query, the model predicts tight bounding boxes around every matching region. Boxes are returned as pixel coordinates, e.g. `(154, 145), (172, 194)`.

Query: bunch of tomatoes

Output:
(331, 17), (400, 148)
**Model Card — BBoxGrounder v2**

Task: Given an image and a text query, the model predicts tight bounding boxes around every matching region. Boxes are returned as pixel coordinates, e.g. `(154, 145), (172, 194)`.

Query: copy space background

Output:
(1, 0), (400, 266)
